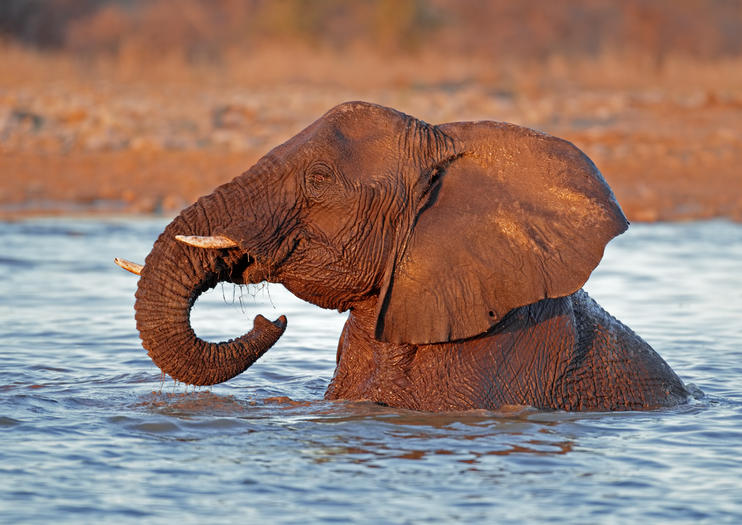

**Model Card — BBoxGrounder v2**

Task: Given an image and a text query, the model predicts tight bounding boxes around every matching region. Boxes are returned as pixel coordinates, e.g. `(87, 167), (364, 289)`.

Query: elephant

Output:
(116, 101), (688, 412)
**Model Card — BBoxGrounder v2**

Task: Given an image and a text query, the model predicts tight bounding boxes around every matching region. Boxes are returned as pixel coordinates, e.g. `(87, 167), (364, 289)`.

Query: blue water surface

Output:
(0, 218), (741, 524)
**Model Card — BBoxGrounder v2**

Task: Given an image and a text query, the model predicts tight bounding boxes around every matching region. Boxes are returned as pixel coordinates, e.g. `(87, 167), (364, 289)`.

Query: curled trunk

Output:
(134, 197), (285, 386)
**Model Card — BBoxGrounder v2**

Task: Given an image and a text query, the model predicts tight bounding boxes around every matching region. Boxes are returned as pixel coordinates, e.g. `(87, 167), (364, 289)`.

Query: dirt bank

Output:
(1, 46), (741, 222)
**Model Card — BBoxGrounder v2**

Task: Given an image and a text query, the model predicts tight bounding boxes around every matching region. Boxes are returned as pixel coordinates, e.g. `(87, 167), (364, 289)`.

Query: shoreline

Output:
(2, 48), (740, 223)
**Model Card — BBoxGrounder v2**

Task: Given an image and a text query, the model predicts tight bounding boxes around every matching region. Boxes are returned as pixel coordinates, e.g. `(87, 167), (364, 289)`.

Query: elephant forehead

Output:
(281, 122), (397, 169)
(324, 101), (407, 127)
(267, 102), (422, 178)
(318, 122), (402, 156)
(320, 104), (412, 146)
(297, 133), (406, 186)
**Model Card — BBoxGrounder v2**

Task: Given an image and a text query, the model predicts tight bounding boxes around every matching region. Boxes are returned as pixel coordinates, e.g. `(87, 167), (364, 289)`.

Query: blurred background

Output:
(1, 0), (741, 221)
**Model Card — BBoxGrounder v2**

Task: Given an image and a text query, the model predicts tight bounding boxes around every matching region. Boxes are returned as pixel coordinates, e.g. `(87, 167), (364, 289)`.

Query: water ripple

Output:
(1, 218), (742, 524)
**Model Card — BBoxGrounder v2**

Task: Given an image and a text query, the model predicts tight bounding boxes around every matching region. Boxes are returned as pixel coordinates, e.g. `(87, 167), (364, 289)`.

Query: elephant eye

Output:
(305, 163), (336, 199)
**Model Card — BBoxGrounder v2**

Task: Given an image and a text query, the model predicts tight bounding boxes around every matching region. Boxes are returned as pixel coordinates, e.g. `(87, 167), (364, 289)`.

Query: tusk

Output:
(114, 257), (143, 276)
(175, 235), (239, 249)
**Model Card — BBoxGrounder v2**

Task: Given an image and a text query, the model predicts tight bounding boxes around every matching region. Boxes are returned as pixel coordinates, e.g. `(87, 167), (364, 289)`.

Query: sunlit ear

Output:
(375, 121), (628, 345)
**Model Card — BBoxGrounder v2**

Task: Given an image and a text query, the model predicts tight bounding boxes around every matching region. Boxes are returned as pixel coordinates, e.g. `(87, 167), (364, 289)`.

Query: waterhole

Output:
(2, 218), (741, 523)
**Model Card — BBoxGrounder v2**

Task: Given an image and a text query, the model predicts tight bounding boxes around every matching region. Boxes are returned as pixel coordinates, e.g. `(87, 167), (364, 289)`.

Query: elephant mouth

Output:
(174, 234), (274, 288)
(116, 234), (288, 386)
(171, 235), (288, 337)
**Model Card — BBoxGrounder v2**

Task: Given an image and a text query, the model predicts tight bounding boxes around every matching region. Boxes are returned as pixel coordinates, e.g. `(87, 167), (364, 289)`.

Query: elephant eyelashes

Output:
(305, 164), (336, 200)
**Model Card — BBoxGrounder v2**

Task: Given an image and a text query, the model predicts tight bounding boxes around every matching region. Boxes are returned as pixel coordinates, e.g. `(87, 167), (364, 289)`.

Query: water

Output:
(1, 218), (741, 524)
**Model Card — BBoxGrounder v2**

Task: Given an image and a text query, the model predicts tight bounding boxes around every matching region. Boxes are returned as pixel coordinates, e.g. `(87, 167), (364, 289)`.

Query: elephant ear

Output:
(374, 121), (628, 344)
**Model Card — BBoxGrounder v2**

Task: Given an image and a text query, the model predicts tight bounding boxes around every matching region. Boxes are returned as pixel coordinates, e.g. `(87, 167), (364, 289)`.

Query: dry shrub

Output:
(3, 0), (740, 66)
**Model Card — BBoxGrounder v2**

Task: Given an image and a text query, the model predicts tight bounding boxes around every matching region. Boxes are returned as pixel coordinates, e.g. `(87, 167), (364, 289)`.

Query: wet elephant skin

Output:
(130, 101), (688, 411)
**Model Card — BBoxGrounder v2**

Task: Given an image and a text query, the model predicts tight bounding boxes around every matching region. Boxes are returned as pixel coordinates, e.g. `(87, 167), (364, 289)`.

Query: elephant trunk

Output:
(134, 184), (286, 386)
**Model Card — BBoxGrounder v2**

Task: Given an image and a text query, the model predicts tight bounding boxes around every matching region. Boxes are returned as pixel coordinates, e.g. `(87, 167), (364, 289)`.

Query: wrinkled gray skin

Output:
(133, 101), (688, 411)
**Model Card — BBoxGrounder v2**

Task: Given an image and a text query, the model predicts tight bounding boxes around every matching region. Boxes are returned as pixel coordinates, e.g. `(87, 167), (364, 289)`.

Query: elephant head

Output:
(119, 101), (628, 386)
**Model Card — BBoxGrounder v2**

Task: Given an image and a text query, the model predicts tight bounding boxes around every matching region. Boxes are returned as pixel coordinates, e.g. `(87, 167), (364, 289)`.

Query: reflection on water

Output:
(1, 218), (741, 523)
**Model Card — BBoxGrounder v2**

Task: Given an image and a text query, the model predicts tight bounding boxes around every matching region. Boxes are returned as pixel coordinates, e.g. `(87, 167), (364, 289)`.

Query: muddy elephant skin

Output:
(128, 101), (688, 411)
